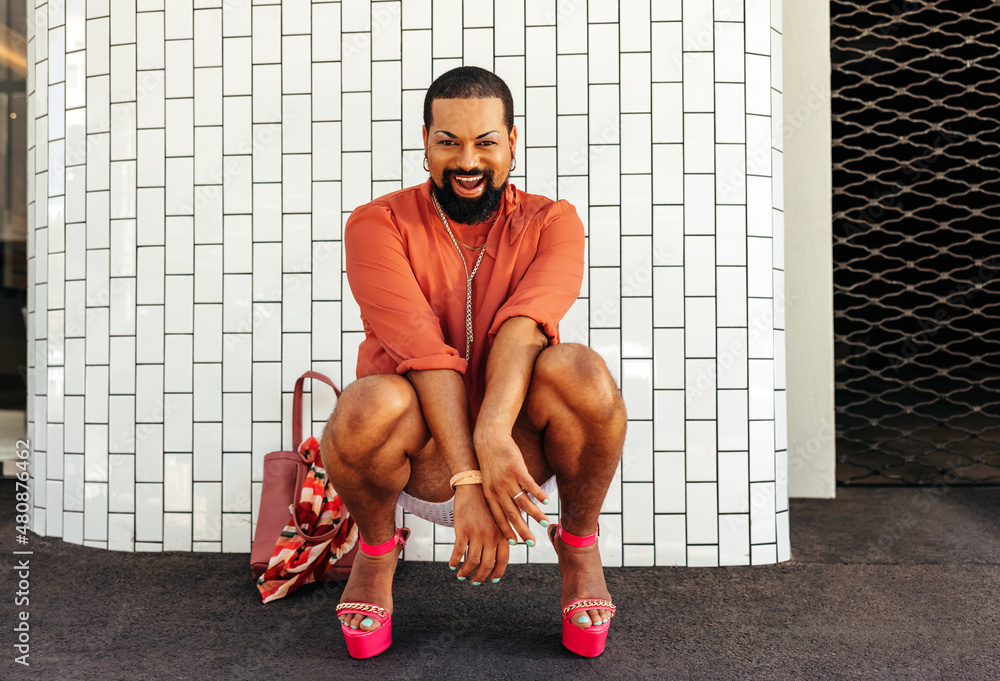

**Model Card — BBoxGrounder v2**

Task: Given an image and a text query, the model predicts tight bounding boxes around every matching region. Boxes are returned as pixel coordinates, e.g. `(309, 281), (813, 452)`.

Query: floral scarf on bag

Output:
(255, 437), (358, 603)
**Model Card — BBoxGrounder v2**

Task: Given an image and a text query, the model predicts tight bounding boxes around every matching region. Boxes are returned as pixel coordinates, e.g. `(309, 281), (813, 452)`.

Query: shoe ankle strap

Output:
(359, 527), (408, 556)
(553, 523), (599, 548)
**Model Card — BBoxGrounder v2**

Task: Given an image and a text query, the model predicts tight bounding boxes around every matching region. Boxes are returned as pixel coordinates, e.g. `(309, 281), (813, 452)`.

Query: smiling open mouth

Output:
(451, 173), (486, 194)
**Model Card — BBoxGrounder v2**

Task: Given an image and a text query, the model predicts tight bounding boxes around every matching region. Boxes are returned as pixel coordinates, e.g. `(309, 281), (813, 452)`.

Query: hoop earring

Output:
(510, 156), (517, 172)
(423, 156), (430, 172)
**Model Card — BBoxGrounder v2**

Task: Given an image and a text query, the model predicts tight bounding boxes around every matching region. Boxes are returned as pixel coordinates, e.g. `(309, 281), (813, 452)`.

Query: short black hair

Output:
(423, 66), (515, 133)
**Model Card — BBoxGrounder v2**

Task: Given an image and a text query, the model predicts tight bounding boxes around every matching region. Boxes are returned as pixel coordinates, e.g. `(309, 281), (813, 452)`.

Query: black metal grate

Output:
(831, 0), (1000, 484)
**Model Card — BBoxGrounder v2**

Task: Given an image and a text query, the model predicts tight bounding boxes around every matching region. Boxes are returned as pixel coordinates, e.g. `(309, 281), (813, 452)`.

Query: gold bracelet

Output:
(449, 470), (483, 490)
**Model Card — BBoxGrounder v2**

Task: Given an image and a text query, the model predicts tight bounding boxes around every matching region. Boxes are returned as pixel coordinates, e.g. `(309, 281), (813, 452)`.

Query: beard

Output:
(431, 167), (507, 225)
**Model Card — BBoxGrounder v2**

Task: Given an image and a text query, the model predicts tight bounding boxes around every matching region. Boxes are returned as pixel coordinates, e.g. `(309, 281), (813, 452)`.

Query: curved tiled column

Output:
(26, 0), (787, 565)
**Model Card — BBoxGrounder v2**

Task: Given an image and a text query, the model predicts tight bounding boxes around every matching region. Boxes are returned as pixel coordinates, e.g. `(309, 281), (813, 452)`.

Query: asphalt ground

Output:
(1, 481), (997, 680)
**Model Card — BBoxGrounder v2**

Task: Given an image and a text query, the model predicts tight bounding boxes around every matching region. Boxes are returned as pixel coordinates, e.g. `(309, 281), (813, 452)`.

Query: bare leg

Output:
(514, 343), (627, 629)
(320, 374), (436, 631)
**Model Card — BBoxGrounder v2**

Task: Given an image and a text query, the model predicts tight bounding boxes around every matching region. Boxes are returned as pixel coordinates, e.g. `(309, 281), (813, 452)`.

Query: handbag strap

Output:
(290, 370), (344, 542)
(291, 371), (341, 453)
(290, 460), (344, 542)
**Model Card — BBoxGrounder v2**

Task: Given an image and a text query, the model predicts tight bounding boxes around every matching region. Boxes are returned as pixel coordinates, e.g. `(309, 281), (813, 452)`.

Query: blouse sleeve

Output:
(488, 199), (585, 344)
(345, 203), (468, 375)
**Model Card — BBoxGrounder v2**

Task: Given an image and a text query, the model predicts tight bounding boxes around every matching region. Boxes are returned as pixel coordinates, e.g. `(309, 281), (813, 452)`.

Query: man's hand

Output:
(449, 484), (512, 583)
(476, 430), (550, 545)
(472, 316), (551, 544)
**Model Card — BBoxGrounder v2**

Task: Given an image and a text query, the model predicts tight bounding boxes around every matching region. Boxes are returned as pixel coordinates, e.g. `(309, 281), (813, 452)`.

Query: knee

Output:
(533, 343), (625, 426)
(322, 375), (418, 458)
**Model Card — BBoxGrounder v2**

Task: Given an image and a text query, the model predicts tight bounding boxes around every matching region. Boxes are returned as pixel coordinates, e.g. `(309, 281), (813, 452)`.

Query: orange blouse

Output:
(344, 180), (585, 418)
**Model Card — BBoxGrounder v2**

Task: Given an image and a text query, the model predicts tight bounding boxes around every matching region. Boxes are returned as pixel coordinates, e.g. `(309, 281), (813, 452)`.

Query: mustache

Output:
(442, 167), (495, 182)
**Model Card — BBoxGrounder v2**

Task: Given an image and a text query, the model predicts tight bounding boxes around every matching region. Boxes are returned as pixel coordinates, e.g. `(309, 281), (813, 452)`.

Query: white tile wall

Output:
(27, 0), (787, 566)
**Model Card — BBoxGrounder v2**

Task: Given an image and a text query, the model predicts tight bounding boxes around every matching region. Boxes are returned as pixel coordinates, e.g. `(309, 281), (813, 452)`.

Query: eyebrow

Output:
(434, 130), (501, 139)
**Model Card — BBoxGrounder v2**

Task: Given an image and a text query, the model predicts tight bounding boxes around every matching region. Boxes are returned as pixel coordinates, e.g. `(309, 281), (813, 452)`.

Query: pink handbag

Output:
(250, 371), (358, 587)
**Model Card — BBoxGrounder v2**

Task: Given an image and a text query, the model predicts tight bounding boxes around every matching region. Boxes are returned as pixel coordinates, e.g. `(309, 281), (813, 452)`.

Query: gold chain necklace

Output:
(454, 236), (486, 251)
(431, 193), (487, 363)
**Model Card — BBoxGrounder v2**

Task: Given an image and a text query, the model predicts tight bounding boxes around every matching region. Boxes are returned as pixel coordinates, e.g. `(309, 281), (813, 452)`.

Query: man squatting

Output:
(321, 66), (627, 658)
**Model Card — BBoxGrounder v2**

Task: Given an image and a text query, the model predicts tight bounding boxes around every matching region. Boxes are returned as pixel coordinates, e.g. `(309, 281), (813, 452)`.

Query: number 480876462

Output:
(14, 440), (31, 531)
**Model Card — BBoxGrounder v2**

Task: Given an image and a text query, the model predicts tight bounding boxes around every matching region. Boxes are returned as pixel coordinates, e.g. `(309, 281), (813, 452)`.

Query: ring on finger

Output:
(512, 491), (525, 502)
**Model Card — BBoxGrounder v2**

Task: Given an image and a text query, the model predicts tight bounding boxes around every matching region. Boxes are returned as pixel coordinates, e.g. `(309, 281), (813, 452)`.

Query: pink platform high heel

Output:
(549, 524), (616, 657)
(335, 527), (409, 659)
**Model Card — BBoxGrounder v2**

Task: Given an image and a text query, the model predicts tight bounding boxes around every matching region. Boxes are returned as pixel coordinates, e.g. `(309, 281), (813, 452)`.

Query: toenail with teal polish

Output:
(457, 576), (466, 581)
(539, 519), (549, 527)
(526, 539), (535, 547)
(361, 618), (373, 628)
(350, 624), (358, 629)
(492, 578), (501, 583)
(578, 615), (591, 625)
(508, 538), (516, 545)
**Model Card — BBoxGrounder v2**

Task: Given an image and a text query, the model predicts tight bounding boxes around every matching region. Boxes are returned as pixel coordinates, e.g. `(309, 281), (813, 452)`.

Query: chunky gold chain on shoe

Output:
(563, 599), (616, 615)
(337, 602), (387, 619)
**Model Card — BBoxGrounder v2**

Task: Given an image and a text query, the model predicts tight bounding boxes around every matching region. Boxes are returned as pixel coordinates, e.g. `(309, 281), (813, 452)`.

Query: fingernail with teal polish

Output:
(361, 618), (373, 628)
(526, 539), (535, 547)
(539, 519), (549, 528)
(578, 615), (591, 625)
(508, 538), (516, 545)
(492, 578), (501, 583)
(542, 498), (550, 505)
(472, 581), (481, 586)
(449, 565), (457, 570)
(457, 576), (466, 581)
